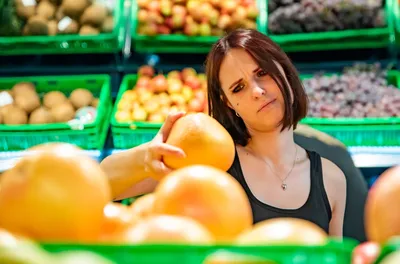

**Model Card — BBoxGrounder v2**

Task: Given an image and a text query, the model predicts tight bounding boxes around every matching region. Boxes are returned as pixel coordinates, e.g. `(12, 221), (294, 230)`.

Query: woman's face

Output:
(219, 48), (286, 132)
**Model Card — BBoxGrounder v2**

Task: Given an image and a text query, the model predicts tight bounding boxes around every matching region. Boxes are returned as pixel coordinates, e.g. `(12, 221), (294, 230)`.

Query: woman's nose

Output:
(251, 85), (265, 99)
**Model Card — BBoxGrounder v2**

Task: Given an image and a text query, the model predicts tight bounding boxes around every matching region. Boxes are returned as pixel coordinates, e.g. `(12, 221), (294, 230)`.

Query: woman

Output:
(101, 29), (346, 237)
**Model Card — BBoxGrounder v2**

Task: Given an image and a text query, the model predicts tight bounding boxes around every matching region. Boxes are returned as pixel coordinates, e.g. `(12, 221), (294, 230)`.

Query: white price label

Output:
(58, 17), (73, 32)
(0, 91), (14, 108)
(22, 0), (37, 7)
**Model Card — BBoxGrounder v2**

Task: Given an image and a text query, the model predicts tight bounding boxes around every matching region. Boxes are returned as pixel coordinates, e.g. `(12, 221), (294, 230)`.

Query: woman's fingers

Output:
(150, 143), (186, 158)
(149, 160), (172, 177)
(156, 111), (186, 142)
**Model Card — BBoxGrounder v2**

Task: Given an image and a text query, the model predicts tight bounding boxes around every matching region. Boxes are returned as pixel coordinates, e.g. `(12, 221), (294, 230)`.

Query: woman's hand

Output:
(144, 111), (186, 179)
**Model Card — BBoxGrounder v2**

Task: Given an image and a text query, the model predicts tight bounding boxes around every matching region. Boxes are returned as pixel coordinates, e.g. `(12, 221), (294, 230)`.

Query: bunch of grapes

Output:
(304, 63), (400, 118)
(268, 0), (386, 34)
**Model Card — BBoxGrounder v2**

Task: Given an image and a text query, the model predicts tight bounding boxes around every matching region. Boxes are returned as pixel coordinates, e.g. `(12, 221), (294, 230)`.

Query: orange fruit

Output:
(99, 203), (137, 242)
(153, 165), (252, 241)
(366, 166), (400, 244)
(0, 143), (111, 242)
(163, 113), (235, 171)
(118, 215), (214, 244)
(235, 218), (328, 246)
(129, 193), (155, 219)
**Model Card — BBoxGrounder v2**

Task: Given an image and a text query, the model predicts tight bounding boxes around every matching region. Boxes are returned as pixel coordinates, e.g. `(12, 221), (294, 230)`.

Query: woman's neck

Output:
(245, 127), (297, 169)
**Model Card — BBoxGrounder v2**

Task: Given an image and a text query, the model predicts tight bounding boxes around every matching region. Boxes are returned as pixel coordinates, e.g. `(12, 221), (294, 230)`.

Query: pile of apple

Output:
(136, 0), (259, 36)
(115, 65), (207, 123)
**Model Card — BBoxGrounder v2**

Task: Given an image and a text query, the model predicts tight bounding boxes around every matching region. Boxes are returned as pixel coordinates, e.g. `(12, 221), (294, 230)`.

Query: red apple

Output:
(137, 9), (149, 23)
(208, 9), (219, 26)
(148, 11), (164, 24)
(147, 0), (160, 12)
(188, 98), (204, 112)
(243, 19), (257, 30)
(157, 92), (172, 107)
(185, 15), (194, 25)
(115, 110), (131, 123)
(170, 94), (186, 106)
(160, 0), (172, 16)
(181, 67), (197, 81)
(242, 0), (256, 7)
(141, 23), (158, 36)
(165, 17), (174, 28)
(218, 14), (232, 29)
(172, 5), (187, 16)
(181, 85), (194, 101)
(167, 78), (183, 94)
(167, 70), (181, 80)
(197, 73), (206, 82)
(143, 99), (160, 114)
(138, 90), (153, 104)
(232, 6), (247, 24)
(157, 24), (171, 34)
(194, 89), (206, 103)
(136, 76), (152, 89)
(138, 65), (155, 77)
(186, 0), (201, 15)
(137, 0), (150, 8)
(117, 99), (133, 112)
(352, 242), (380, 264)
(151, 74), (168, 93)
(246, 5), (259, 19)
(132, 107), (148, 122)
(210, 0), (220, 8)
(221, 0), (238, 14)
(199, 22), (211, 36)
(184, 21), (199, 36)
(148, 113), (165, 123)
(185, 75), (201, 90)
(172, 14), (185, 29)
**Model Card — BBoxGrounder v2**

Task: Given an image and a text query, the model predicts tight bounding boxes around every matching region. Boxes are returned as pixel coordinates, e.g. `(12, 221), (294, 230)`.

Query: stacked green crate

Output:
(131, 0), (267, 53)
(0, 75), (112, 151)
(268, 0), (395, 52)
(0, 0), (125, 55)
(300, 70), (400, 147)
(42, 238), (358, 264)
(393, 0), (400, 46)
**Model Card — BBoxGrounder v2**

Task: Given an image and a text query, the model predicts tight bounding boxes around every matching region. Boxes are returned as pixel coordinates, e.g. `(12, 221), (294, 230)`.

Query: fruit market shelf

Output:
(0, 147), (399, 173)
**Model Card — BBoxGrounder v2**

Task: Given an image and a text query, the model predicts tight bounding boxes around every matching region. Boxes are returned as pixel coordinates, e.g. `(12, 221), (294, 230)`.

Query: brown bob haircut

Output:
(205, 29), (308, 146)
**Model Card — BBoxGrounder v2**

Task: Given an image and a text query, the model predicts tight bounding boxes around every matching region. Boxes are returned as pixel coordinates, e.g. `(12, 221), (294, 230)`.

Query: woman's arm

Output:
(100, 143), (153, 199)
(321, 158), (347, 238)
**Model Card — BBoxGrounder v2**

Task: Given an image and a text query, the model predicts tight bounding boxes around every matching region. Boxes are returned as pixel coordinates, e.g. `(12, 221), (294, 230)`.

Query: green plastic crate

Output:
(300, 70), (400, 146)
(393, 0), (400, 46)
(41, 239), (357, 264)
(0, 0), (125, 55)
(0, 74), (112, 151)
(111, 74), (161, 149)
(268, 0), (396, 52)
(131, 0), (267, 53)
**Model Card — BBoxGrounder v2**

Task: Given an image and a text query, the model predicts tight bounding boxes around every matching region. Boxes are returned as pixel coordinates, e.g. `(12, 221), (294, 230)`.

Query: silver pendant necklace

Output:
(252, 145), (298, 191)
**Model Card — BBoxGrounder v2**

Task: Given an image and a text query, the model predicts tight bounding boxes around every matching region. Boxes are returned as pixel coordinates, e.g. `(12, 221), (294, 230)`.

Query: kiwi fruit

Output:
(90, 98), (99, 108)
(50, 101), (75, 122)
(57, 17), (79, 34)
(48, 20), (58, 35)
(36, 1), (56, 20)
(101, 16), (113, 33)
(29, 107), (54, 124)
(43, 91), (67, 109)
(12, 82), (36, 96)
(61, 0), (89, 18)
(3, 105), (28, 125)
(26, 16), (49, 35)
(79, 25), (99, 35)
(14, 92), (41, 114)
(69, 88), (93, 109)
(80, 4), (107, 26)
(16, 1), (36, 20)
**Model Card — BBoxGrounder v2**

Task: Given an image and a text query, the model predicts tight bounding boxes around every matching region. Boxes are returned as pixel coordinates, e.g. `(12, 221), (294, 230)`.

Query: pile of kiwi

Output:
(16, 0), (114, 36)
(0, 82), (99, 125)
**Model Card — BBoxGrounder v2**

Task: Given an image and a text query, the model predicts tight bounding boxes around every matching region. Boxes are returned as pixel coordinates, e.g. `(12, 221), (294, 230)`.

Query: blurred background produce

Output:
(0, 82), (99, 125)
(115, 65), (207, 123)
(268, 0), (386, 35)
(0, 0), (116, 36)
(136, 0), (259, 36)
(304, 64), (400, 118)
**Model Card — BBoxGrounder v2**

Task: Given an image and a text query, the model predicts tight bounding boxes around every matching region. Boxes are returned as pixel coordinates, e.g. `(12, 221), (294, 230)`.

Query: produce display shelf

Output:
(0, 0), (126, 56)
(0, 74), (112, 151)
(300, 70), (400, 147)
(268, 0), (395, 52)
(131, 0), (267, 54)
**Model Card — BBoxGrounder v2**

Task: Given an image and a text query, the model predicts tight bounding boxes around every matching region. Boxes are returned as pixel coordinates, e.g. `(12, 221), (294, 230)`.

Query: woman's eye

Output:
(233, 84), (244, 93)
(256, 70), (267, 77)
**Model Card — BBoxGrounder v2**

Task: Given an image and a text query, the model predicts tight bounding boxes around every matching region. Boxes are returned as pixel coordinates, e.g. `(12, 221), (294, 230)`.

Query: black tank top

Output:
(227, 149), (332, 234)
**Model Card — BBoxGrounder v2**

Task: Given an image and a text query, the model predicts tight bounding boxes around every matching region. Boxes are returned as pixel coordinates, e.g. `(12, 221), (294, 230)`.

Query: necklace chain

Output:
(251, 146), (298, 191)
